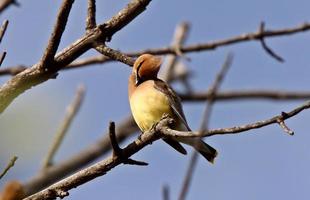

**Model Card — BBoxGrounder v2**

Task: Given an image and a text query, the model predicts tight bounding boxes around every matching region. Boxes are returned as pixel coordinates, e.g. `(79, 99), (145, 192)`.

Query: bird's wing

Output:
(154, 79), (191, 131)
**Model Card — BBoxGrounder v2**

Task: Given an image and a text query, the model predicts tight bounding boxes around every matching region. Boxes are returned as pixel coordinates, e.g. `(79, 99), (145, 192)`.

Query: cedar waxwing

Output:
(128, 54), (217, 163)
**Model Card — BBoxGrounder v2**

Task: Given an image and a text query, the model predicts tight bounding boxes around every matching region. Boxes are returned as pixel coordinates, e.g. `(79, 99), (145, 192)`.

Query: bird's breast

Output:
(129, 81), (172, 132)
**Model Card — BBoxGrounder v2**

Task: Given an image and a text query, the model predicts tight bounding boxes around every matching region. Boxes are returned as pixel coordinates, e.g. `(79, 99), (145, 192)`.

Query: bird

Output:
(128, 54), (218, 163)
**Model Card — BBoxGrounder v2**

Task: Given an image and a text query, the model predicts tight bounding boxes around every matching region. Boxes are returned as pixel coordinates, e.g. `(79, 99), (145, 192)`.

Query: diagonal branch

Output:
(22, 116), (138, 197)
(178, 53), (233, 200)
(41, 84), (85, 169)
(0, 0), (152, 114)
(258, 22), (284, 62)
(159, 100), (310, 138)
(0, 156), (18, 180)
(86, 0), (96, 31)
(23, 99), (310, 200)
(40, 0), (75, 68)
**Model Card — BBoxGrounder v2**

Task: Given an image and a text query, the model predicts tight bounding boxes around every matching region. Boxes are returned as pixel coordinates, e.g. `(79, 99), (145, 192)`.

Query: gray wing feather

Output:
(154, 79), (191, 131)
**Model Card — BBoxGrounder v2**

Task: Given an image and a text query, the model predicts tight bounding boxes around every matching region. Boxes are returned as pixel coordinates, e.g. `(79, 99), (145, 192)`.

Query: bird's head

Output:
(132, 54), (162, 85)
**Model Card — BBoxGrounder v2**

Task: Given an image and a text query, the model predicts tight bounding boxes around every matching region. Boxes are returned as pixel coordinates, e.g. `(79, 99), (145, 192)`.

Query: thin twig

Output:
(0, 22), (309, 78)
(178, 53), (233, 200)
(42, 84), (85, 169)
(22, 116), (138, 197)
(109, 121), (122, 156)
(161, 22), (190, 82)
(259, 22), (284, 62)
(162, 185), (170, 200)
(94, 44), (135, 66)
(179, 90), (310, 102)
(0, 0), (151, 113)
(0, 51), (6, 66)
(0, 20), (9, 43)
(40, 0), (75, 68)
(23, 98), (310, 199)
(159, 100), (310, 138)
(86, 0), (96, 31)
(109, 121), (148, 166)
(0, 156), (18, 179)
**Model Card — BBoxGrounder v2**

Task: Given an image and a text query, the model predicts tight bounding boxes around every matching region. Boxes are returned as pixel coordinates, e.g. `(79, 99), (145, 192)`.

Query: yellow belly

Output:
(130, 82), (172, 132)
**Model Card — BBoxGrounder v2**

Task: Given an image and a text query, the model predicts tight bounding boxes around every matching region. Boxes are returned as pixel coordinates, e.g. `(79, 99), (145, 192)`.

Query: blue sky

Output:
(1, 0), (310, 199)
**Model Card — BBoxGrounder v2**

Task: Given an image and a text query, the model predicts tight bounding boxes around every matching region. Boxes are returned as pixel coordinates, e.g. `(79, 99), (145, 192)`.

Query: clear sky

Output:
(1, 0), (310, 200)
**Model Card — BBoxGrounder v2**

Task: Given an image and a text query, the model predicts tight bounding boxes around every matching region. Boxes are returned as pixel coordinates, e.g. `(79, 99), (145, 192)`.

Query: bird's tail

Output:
(178, 138), (218, 163)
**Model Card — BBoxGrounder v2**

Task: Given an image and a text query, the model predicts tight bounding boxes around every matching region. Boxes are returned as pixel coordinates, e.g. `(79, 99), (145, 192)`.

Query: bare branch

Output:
(0, 51), (6, 66)
(40, 0), (75, 68)
(24, 97), (310, 200)
(159, 100), (310, 138)
(109, 121), (122, 156)
(42, 84), (85, 169)
(0, 22), (309, 78)
(129, 22), (310, 56)
(86, 0), (96, 31)
(0, 0), (151, 114)
(277, 112), (294, 135)
(0, 156), (18, 179)
(0, 20), (9, 43)
(259, 22), (284, 62)
(179, 90), (310, 102)
(23, 116), (138, 196)
(0, 0), (19, 14)
(161, 22), (190, 82)
(94, 44), (134, 66)
(23, 118), (164, 200)
(179, 54), (233, 200)
(162, 185), (170, 200)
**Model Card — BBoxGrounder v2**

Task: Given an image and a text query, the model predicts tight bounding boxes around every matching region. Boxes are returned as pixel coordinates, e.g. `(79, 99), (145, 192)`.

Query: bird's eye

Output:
(136, 60), (144, 75)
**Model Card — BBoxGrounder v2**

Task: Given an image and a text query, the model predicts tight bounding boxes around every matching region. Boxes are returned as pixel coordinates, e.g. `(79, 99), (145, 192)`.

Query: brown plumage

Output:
(128, 54), (217, 163)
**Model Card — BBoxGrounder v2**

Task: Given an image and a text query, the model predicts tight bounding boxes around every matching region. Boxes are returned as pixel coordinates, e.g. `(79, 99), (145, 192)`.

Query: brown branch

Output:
(128, 22), (310, 56)
(0, 0), (19, 14)
(0, 0), (151, 114)
(1, 22), (309, 78)
(178, 53), (233, 200)
(0, 51), (6, 66)
(23, 118), (166, 200)
(0, 20), (9, 43)
(0, 55), (112, 76)
(259, 22), (284, 62)
(161, 22), (190, 82)
(24, 98), (310, 199)
(42, 84), (85, 169)
(159, 100), (310, 138)
(22, 116), (138, 197)
(40, 0), (74, 68)
(94, 44), (134, 66)
(179, 90), (310, 102)
(86, 0), (96, 31)
(0, 156), (18, 179)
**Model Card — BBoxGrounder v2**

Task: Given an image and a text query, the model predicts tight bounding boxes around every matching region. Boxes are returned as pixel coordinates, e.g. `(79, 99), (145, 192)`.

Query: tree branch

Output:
(179, 53), (233, 200)
(42, 84), (85, 169)
(159, 100), (310, 138)
(1, 22), (309, 78)
(40, 0), (75, 68)
(22, 116), (138, 197)
(86, 0), (96, 31)
(24, 98), (310, 199)
(0, 0), (151, 114)
(179, 90), (310, 102)
(0, 156), (18, 180)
